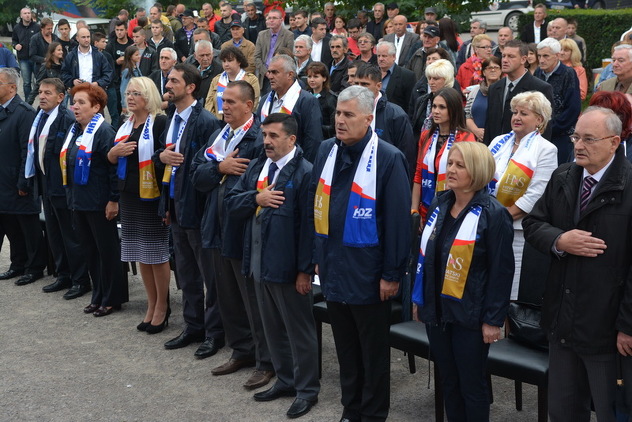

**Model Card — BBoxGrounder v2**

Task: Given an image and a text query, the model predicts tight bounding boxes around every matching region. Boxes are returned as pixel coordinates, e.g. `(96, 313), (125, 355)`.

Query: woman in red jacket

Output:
(411, 87), (476, 223)
(456, 34), (494, 94)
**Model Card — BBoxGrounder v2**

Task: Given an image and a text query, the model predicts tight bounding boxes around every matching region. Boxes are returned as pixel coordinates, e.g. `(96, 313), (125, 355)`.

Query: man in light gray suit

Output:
(382, 15), (416, 66)
(254, 9), (295, 93)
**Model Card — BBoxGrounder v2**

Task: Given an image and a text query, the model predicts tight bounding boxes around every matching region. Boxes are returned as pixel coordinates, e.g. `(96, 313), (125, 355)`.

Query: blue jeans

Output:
(19, 59), (34, 102)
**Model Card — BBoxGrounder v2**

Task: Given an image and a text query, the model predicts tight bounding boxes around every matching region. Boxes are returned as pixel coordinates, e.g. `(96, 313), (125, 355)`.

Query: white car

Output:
(471, 0), (534, 32)
(51, 17), (110, 38)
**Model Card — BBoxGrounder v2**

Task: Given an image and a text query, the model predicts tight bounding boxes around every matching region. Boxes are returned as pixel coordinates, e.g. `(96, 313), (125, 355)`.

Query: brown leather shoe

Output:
(243, 370), (275, 390)
(211, 358), (256, 376)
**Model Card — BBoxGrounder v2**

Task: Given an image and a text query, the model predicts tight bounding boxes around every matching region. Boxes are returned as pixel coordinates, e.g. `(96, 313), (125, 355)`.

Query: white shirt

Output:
(260, 146), (297, 186)
(311, 39), (323, 62)
(534, 23), (542, 44)
(395, 34), (405, 63)
(166, 100), (197, 152)
(77, 46), (93, 83)
(271, 90), (291, 114)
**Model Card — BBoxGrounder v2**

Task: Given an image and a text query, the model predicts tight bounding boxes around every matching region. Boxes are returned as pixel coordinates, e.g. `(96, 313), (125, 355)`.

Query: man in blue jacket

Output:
(32, 78), (90, 299)
(226, 113), (319, 419)
(310, 86), (411, 422)
(61, 28), (113, 91)
(190, 81), (274, 387)
(153, 63), (224, 357)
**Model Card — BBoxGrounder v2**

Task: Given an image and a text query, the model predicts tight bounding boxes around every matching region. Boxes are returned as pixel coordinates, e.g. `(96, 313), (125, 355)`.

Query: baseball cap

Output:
(425, 7), (437, 15)
(424, 25), (440, 38)
(230, 20), (242, 28)
(180, 9), (195, 18)
(387, 3), (399, 10)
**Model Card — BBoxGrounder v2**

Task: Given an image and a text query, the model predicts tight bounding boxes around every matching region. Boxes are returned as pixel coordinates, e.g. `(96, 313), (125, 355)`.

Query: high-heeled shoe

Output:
(146, 314), (169, 334)
(137, 321), (151, 331)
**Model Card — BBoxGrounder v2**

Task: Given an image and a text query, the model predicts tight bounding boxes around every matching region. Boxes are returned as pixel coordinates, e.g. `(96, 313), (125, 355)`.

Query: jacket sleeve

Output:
(294, 94), (323, 163)
(17, 106), (36, 193)
(482, 204), (515, 326)
(60, 53), (74, 89)
(95, 53), (113, 89)
(224, 160), (260, 222)
(389, 107), (416, 179)
(552, 71), (581, 135)
(381, 151), (412, 282)
(190, 130), (224, 193)
(616, 272), (632, 336)
(29, 36), (44, 64)
(100, 125), (119, 202)
(514, 140), (558, 215)
(522, 169), (566, 255)
(254, 36), (265, 78)
(297, 162), (315, 275)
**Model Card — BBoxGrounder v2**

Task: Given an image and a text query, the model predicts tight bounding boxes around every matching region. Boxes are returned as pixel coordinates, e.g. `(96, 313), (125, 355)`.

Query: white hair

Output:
(376, 41), (396, 56)
(537, 37), (561, 54)
(338, 86), (375, 114)
(161, 47), (177, 61)
(195, 39), (213, 52)
(295, 34), (313, 50)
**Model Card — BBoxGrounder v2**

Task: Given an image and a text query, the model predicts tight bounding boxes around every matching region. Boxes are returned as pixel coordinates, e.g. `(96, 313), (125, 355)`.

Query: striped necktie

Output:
(580, 176), (597, 212)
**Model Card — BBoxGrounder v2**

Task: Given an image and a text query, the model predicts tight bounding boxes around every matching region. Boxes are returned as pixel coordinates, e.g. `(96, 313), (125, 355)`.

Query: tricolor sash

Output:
(60, 113), (105, 186)
(420, 130), (456, 212)
(204, 115), (255, 162)
(114, 114), (161, 200)
(216, 69), (246, 114)
(413, 204), (482, 305)
(314, 132), (379, 247)
(260, 80), (302, 121)
(26, 107), (59, 178)
(255, 158), (273, 216)
(488, 131), (538, 207)
(161, 114), (188, 199)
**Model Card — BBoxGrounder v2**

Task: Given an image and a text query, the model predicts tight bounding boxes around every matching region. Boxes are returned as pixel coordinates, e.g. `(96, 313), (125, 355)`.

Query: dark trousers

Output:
(427, 322), (491, 422)
(0, 213), (46, 274)
(211, 249), (271, 368)
(43, 196), (89, 285)
(256, 281), (319, 399)
(327, 300), (392, 422)
(170, 218), (223, 339)
(548, 341), (617, 422)
(73, 210), (127, 306)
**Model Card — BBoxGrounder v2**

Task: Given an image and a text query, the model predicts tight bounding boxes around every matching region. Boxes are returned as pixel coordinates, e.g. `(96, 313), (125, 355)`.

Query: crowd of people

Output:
(3, 1), (632, 421)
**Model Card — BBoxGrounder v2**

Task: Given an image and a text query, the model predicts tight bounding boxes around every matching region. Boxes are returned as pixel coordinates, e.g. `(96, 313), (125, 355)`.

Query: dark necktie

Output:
(580, 176), (597, 212)
(36, 112), (49, 140)
(224, 130), (234, 149)
(268, 162), (278, 186)
(172, 114), (182, 145)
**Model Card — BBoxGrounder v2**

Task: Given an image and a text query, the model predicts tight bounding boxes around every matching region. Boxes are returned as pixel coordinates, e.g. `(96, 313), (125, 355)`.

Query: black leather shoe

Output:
(15, 272), (43, 286)
(253, 385), (296, 402)
(287, 397), (318, 419)
(63, 284), (91, 300)
(194, 337), (225, 359)
(164, 331), (204, 350)
(42, 278), (72, 293)
(0, 268), (24, 280)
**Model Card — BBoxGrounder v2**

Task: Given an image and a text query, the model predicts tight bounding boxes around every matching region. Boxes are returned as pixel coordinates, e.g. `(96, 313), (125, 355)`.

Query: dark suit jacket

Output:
(383, 32), (417, 66)
(384, 64), (416, 112)
(520, 21), (548, 44)
(254, 28), (295, 87)
(313, 36), (333, 68)
(483, 71), (554, 145)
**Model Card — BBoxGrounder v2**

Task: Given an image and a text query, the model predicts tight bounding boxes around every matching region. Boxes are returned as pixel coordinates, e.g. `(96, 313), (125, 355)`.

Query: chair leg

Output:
(514, 380), (523, 411)
(433, 363), (444, 422)
(316, 320), (323, 379)
(538, 385), (548, 422)
(407, 352), (416, 374)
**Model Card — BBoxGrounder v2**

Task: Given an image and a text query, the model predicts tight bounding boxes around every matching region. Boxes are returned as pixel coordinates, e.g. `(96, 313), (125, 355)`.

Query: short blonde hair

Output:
(472, 34), (492, 49)
(510, 91), (552, 133)
(448, 142), (495, 192)
(425, 59), (454, 88)
(559, 38), (582, 67)
(127, 76), (165, 117)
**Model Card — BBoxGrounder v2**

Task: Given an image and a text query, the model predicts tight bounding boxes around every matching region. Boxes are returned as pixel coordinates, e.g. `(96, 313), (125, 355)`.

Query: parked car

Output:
(52, 17), (110, 38)
(547, 0), (632, 9)
(471, 0), (534, 31)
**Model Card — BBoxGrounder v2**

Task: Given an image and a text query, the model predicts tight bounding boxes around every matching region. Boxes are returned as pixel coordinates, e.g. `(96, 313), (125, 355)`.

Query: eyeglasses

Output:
(569, 134), (615, 145)
(476, 45), (493, 50)
(358, 39), (371, 44)
(125, 91), (143, 97)
(485, 66), (501, 71)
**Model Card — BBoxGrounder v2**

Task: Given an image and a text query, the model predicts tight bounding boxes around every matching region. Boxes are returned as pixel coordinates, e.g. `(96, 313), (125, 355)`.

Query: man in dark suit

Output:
(376, 41), (416, 112)
(257, 55), (323, 163)
(523, 107), (632, 422)
(309, 18), (332, 66)
(383, 15), (416, 66)
(329, 35), (350, 94)
(60, 28), (113, 91)
(483, 40), (554, 145)
(254, 9), (295, 93)
(520, 3), (548, 44)
(33, 78), (90, 298)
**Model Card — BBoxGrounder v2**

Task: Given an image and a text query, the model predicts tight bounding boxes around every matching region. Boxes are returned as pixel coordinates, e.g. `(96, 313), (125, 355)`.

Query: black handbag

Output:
(506, 302), (549, 351)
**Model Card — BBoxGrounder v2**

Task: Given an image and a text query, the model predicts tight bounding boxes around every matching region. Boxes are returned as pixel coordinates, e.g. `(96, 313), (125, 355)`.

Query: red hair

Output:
(589, 91), (632, 139)
(70, 82), (108, 114)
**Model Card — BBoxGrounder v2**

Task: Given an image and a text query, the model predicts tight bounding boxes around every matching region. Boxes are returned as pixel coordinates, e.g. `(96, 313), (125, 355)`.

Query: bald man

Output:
(382, 15), (416, 65)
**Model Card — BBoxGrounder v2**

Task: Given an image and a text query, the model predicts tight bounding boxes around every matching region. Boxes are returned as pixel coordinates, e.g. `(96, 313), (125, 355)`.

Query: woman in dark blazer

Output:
(62, 83), (127, 317)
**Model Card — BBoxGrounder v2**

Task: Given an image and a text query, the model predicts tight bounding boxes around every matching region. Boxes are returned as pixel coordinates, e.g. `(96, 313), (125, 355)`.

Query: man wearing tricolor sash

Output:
(30, 78), (90, 298)
(154, 63), (225, 356)
(310, 86), (410, 421)
(226, 113), (320, 419)
(257, 54), (322, 163)
(191, 81), (274, 386)
(0, 67), (47, 286)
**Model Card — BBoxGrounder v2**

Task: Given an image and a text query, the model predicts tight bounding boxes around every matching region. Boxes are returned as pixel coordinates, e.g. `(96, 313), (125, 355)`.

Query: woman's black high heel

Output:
(146, 305), (171, 335)
(137, 320), (151, 331)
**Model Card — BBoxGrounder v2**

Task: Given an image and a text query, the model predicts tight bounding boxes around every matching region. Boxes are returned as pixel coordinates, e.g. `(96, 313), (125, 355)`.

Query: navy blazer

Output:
(61, 47), (113, 90)
(383, 64), (416, 113)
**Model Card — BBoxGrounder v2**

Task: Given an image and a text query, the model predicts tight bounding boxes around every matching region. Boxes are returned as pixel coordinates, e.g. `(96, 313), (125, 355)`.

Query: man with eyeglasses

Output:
(524, 106), (632, 422)
(254, 9), (294, 94)
(346, 18), (363, 60)
(366, 3), (385, 40)
(456, 18), (496, 69)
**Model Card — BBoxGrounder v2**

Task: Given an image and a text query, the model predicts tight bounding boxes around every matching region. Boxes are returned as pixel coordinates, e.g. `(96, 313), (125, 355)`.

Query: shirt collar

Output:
(175, 100), (197, 123)
(583, 153), (616, 181)
(1, 95), (15, 109)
